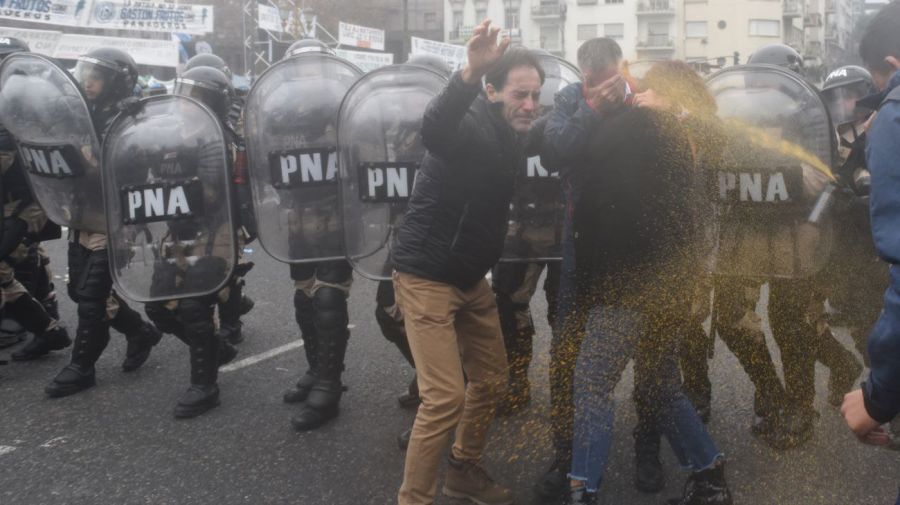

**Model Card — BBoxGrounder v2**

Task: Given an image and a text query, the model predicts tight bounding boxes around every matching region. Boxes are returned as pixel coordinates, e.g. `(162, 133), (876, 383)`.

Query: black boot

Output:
(291, 379), (343, 431)
(121, 322), (163, 372)
(397, 427), (412, 450)
(240, 294), (255, 316)
(534, 455), (570, 500)
(634, 426), (665, 493)
(218, 279), (246, 345)
(563, 486), (597, 505)
(397, 375), (420, 408)
(45, 363), (96, 398)
(667, 460), (733, 505)
(218, 338), (238, 367)
(283, 370), (317, 404)
(174, 340), (220, 419)
(9, 294), (70, 361)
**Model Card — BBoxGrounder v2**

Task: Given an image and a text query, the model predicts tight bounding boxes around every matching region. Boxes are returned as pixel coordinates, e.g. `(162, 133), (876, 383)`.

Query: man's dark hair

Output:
(577, 38), (623, 74)
(484, 46), (546, 90)
(860, 0), (900, 74)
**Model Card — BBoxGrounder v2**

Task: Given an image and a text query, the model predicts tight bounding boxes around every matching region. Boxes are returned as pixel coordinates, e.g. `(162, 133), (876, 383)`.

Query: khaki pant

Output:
(393, 271), (508, 505)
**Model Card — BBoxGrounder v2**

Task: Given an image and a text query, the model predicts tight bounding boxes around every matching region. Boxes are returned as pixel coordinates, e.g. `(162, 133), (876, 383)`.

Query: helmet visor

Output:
(173, 78), (227, 118)
(73, 58), (119, 103)
(821, 80), (873, 125)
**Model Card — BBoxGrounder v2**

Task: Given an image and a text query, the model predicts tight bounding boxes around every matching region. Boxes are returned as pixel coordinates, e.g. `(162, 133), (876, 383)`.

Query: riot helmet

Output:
(173, 66), (235, 123)
(748, 44), (803, 74)
(73, 47), (138, 107)
(406, 54), (452, 78)
(0, 37), (28, 62)
(184, 53), (233, 80)
(821, 65), (876, 126)
(284, 39), (333, 60)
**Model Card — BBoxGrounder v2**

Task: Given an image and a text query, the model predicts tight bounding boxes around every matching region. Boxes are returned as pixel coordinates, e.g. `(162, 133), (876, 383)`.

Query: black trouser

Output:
(67, 242), (146, 368)
(492, 261), (561, 390)
(376, 280), (413, 367)
(290, 260), (352, 382)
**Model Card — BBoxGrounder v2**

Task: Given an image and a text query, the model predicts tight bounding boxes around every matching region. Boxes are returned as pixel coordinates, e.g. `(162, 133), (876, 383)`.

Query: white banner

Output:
(0, 27), (63, 56)
(411, 37), (466, 70)
(0, 0), (90, 27)
(257, 3), (283, 33)
(87, 1), (214, 35)
(338, 21), (384, 51)
(53, 33), (179, 68)
(335, 49), (393, 73)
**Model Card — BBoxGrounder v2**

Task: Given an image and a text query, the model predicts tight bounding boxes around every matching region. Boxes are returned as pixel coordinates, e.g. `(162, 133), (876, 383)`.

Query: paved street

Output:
(0, 239), (897, 505)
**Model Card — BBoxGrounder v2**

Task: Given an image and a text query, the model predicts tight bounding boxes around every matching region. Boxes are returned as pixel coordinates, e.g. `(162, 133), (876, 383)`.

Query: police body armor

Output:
(244, 51), (362, 264)
(706, 64), (836, 278)
(101, 95), (237, 302)
(338, 63), (448, 280)
(500, 53), (580, 262)
(0, 53), (105, 233)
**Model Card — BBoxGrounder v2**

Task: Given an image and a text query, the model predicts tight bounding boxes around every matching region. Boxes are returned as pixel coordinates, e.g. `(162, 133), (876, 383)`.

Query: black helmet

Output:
(406, 54), (451, 77)
(821, 65), (877, 125)
(174, 66), (234, 122)
(748, 44), (803, 74)
(0, 37), (28, 61)
(284, 39), (333, 60)
(184, 53), (232, 80)
(73, 47), (138, 107)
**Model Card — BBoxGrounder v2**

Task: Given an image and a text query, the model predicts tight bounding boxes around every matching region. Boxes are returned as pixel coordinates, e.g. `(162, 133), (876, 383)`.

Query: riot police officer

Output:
(821, 65), (880, 385)
(44, 48), (162, 397)
(183, 52), (256, 346)
(246, 39), (359, 431)
(130, 65), (242, 418)
(0, 38), (71, 361)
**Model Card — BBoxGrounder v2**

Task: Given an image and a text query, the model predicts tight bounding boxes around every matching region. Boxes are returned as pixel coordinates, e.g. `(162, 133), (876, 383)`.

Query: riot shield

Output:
(338, 64), (447, 280)
(706, 64), (836, 278)
(0, 53), (105, 233)
(500, 54), (579, 261)
(101, 95), (236, 302)
(244, 53), (362, 264)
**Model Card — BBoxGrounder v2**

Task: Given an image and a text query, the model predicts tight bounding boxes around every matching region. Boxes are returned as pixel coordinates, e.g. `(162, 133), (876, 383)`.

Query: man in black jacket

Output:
(391, 20), (544, 505)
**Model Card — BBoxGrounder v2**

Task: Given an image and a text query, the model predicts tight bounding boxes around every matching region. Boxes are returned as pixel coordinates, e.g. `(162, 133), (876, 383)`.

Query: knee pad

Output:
(313, 286), (348, 334)
(145, 301), (181, 335)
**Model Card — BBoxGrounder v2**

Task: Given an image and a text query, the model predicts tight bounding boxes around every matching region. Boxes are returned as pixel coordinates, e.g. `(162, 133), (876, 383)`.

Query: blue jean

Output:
(570, 305), (722, 492)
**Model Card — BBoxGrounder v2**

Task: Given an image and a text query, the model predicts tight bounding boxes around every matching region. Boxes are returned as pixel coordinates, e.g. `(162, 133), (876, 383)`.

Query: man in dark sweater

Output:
(390, 20), (544, 505)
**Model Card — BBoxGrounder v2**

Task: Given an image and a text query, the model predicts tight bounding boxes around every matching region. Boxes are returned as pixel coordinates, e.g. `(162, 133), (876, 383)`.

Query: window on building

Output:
(685, 21), (708, 38)
(476, 9), (487, 23)
(578, 24), (599, 41)
(505, 10), (520, 30)
(648, 22), (670, 46)
(577, 0), (598, 5)
(749, 19), (780, 37)
(452, 11), (463, 30)
(604, 23), (624, 40)
(424, 12), (438, 31)
(541, 24), (561, 51)
(605, 0), (624, 4)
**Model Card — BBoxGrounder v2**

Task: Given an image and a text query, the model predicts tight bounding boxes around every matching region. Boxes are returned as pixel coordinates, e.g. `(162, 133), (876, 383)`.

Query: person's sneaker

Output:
(442, 455), (513, 505)
(397, 427), (412, 450)
(666, 460), (733, 505)
(828, 360), (863, 407)
(563, 486), (597, 504)
(533, 458), (569, 500)
(11, 326), (71, 361)
(45, 363), (96, 398)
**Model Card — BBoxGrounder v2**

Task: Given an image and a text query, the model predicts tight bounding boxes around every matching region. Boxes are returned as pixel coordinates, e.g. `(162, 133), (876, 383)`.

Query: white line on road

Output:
(220, 340), (304, 373)
(0, 446), (16, 457)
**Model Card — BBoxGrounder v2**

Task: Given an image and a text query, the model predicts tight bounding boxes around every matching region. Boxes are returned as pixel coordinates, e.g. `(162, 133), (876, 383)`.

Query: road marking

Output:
(0, 446), (16, 457)
(220, 340), (304, 373)
(40, 437), (68, 448)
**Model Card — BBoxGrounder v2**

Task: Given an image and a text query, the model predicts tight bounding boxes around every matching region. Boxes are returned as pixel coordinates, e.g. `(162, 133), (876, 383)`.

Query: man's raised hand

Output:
(461, 19), (511, 85)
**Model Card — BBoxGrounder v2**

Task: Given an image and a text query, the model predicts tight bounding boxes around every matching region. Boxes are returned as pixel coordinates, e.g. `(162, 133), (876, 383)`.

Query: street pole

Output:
(403, 0), (410, 61)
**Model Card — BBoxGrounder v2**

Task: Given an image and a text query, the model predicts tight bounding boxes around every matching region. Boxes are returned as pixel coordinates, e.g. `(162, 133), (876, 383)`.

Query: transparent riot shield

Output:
(500, 54), (579, 261)
(101, 95), (236, 302)
(338, 64), (447, 280)
(706, 64), (836, 278)
(0, 53), (105, 233)
(244, 53), (362, 264)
